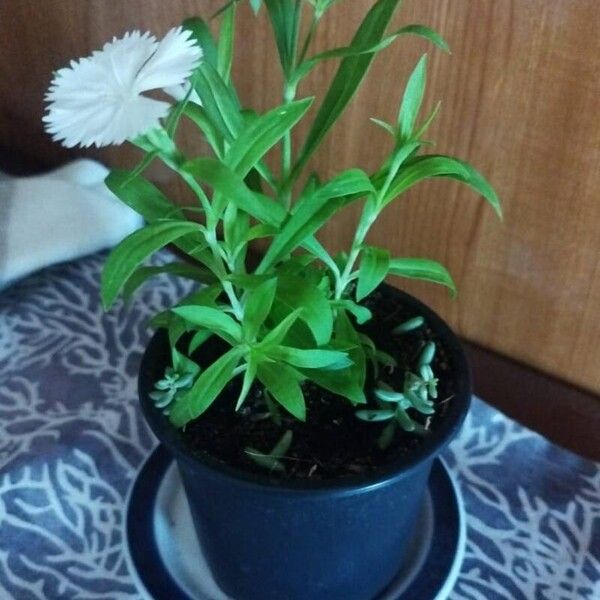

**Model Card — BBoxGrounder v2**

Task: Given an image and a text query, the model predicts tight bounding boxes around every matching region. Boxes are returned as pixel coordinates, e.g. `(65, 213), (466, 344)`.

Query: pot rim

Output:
(138, 285), (471, 497)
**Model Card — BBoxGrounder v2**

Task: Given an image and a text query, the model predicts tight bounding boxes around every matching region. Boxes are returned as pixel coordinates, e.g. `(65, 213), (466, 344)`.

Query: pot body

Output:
(138, 286), (471, 600)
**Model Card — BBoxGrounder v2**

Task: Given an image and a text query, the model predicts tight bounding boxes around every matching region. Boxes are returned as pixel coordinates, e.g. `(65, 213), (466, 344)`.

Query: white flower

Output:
(44, 27), (202, 148)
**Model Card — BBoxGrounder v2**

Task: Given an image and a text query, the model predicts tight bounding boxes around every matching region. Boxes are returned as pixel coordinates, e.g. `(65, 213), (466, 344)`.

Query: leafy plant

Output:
(45, 0), (500, 468)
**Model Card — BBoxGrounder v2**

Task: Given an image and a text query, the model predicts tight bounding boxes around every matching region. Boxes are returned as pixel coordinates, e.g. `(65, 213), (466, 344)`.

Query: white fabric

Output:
(0, 159), (143, 288)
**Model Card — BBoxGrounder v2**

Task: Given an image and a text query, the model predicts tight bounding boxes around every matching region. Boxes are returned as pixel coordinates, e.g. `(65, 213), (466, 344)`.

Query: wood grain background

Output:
(1, 1), (599, 393)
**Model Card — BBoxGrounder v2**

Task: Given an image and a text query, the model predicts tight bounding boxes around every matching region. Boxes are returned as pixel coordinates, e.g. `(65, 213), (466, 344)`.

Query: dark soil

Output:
(166, 288), (458, 481)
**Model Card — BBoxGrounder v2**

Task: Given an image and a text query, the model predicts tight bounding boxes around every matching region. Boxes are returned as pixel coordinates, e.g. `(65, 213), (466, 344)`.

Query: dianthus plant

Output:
(45, 0), (500, 442)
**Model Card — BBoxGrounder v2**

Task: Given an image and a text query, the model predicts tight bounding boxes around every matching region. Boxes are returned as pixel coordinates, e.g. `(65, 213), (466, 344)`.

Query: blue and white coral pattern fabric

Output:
(0, 252), (598, 600)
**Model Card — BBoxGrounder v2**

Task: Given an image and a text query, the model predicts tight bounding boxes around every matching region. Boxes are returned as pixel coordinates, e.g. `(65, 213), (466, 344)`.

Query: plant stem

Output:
(334, 204), (378, 300)
(280, 83), (296, 209)
(298, 12), (318, 65)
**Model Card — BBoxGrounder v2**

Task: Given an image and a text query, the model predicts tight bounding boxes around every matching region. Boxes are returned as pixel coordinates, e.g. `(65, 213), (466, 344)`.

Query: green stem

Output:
(280, 83), (296, 209)
(334, 202), (379, 300)
(298, 12), (318, 65)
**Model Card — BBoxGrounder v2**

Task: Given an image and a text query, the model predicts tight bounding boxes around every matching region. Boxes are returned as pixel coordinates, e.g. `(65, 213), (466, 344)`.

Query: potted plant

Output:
(44, 1), (500, 598)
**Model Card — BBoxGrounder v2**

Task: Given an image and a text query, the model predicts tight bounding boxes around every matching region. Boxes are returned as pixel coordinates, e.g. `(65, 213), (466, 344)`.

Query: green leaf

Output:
(257, 362), (306, 421)
(335, 308), (366, 386)
(243, 278), (278, 340)
(413, 101), (441, 141)
(105, 170), (180, 223)
(236, 356), (257, 410)
(192, 61), (243, 142)
(382, 155), (502, 218)
(265, 346), (352, 370)
(170, 347), (243, 427)
(183, 103), (224, 158)
(293, 0), (402, 176)
(394, 24), (449, 53)
(302, 366), (366, 405)
(331, 300), (372, 324)
(388, 257), (456, 294)
(258, 169), (374, 272)
(274, 276), (333, 346)
(356, 409), (395, 422)
(244, 450), (285, 472)
(259, 308), (303, 346)
(226, 98), (314, 178)
(356, 246), (390, 301)
(290, 24), (448, 88)
(226, 273), (275, 289)
(270, 429), (293, 457)
(123, 263), (215, 301)
(101, 221), (202, 309)
(392, 316), (425, 334)
(105, 169), (207, 256)
(301, 237), (340, 276)
(183, 17), (219, 69)
(370, 117), (396, 137)
(189, 329), (213, 354)
(217, 3), (236, 82)
(183, 158), (286, 226)
(172, 305), (243, 343)
(264, 0), (302, 77)
(398, 54), (428, 142)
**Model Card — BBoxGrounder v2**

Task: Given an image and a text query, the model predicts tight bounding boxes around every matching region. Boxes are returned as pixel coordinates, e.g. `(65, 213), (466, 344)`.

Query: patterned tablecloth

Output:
(0, 252), (598, 600)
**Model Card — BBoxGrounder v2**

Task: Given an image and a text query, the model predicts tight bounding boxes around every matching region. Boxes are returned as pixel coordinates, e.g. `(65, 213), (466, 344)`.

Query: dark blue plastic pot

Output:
(138, 286), (471, 600)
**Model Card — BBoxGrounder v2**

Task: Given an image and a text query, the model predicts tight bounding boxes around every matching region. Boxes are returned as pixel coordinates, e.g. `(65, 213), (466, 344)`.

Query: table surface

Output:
(0, 252), (598, 600)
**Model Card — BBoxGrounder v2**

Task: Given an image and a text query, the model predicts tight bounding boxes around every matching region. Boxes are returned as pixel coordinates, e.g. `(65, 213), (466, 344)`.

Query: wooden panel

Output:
(1, 1), (600, 393)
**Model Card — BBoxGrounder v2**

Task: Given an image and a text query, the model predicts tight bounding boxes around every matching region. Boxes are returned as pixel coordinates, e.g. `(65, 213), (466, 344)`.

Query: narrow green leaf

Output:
(381, 155), (502, 218)
(356, 246), (390, 301)
(123, 263), (215, 301)
(274, 277), (333, 346)
(293, 0), (402, 175)
(183, 17), (219, 68)
(217, 4), (236, 82)
(335, 308), (366, 388)
(259, 308), (303, 347)
(388, 257), (456, 295)
(266, 346), (352, 370)
(243, 278), (278, 340)
(101, 221), (202, 309)
(370, 117), (396, 137)
(226, 98), (314, 177)
(270, 429), (293, 458)
(258, 169), (374, 272)
(183, 103), (224, 158)
(189, 329), (213, 354)
(172, 305), (243, 343)
(331, 300), (373, 324)
(170, 347), (243, 427)
(302, 237), (340, 276)
(394, 24), (450, 53)
(226, 273), (274, 290)
(183, 158), (286, 226)
(302, 366), (366, 405)
(105, 170), (180, 223)
(398, 54), (428, 141)
(192, 62), (243, 142)
(356, 409), (395, 422)
(392, 316), (425, 334)
(257, 362), (306, 421)
(236, 357), (257, 410)
(264, 0), (302, 77)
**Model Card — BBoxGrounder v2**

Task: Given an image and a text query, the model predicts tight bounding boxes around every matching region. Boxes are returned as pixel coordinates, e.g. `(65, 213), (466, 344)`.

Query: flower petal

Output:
(135, 26), (202, 92)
